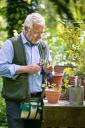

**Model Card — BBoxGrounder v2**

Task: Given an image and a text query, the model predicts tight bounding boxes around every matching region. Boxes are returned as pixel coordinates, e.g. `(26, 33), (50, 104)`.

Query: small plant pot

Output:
(68, 76), (76, 85)
(48, 73), (64, 87)
(45, 89), (61, 103)
(54, 65), (64, 73)
(81, 77), (85, 86)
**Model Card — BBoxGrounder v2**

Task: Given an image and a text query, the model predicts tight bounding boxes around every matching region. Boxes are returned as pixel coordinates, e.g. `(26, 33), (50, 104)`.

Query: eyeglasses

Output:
(31, 30), (46, 36)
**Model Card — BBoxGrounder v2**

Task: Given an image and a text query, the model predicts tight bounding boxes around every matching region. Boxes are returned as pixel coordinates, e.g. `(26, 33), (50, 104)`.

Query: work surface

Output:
(42, 100), (85, 128)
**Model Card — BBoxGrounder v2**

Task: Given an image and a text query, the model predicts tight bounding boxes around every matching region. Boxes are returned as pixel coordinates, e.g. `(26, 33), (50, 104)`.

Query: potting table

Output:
(41, 100), (85, 128)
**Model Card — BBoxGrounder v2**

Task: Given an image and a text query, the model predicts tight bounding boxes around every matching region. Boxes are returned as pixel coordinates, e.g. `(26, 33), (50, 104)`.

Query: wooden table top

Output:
(43, 100), (85, 107)
(42, 100), (85, 128)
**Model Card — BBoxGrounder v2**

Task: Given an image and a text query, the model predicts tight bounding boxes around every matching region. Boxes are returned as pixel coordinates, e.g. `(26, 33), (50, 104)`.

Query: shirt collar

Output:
(20, 32), (31, 46)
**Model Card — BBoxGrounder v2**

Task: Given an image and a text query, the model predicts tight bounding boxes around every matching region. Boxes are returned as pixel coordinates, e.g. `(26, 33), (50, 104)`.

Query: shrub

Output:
(0, 78), (7, 127)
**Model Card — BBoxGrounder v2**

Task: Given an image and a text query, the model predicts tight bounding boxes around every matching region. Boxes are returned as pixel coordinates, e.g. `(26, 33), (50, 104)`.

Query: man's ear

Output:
(24, 26), (29, 32)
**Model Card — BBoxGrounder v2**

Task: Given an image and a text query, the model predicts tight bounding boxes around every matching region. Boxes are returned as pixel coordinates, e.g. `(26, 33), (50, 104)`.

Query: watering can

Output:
(68, 76), (84, 105)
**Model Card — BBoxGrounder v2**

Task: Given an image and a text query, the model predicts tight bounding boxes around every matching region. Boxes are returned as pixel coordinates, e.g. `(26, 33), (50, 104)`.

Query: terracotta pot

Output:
(68, 76), (76, 85)
(48, 73), (64, 87)
(81, 77), (85, 86)
(45, 89), (61, 103)
(54, 65), (64, 73)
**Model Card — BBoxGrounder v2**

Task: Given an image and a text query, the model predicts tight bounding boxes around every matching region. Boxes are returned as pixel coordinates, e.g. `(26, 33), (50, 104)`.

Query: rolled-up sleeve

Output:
(0, 40), (21, 79)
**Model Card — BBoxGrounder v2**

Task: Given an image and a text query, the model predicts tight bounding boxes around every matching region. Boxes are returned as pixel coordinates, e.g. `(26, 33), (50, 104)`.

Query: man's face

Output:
(25, 23), (45, 44)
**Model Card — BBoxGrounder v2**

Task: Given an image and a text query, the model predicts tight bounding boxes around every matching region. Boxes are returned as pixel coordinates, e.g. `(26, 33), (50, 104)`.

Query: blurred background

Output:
(0, 0), (85, 127)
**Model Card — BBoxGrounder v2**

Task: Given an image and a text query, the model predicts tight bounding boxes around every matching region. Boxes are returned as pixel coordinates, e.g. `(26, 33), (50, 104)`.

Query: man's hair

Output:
(23, 12), (45, 29)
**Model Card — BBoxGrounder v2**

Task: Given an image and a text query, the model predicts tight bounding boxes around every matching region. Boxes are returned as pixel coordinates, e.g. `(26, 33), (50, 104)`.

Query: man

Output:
(0, 13), (52, 128)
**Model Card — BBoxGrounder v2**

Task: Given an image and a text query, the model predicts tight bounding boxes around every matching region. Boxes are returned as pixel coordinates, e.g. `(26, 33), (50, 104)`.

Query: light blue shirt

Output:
(0, 33), (51, 93)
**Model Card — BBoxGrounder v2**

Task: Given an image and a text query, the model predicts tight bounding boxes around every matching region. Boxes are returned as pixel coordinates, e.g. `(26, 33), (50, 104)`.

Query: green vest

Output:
(2, 35), (48, 101)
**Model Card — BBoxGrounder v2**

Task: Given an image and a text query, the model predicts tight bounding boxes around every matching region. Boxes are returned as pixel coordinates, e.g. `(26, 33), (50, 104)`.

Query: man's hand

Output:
(44, 66), (53, 74)
(16, 64), (41, 74)
(26, 64), (41, 74)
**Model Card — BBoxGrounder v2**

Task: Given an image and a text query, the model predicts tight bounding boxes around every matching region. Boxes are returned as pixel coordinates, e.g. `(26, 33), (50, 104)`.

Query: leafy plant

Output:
(0, 98), (7, 127)
(46, 82), (62, 92)
(0, 78), (7, 127)
(58, 23), (85, 77)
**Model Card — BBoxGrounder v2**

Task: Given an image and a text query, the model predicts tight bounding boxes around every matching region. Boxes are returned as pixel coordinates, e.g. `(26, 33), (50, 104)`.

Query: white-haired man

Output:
(0, 13), (52, 128)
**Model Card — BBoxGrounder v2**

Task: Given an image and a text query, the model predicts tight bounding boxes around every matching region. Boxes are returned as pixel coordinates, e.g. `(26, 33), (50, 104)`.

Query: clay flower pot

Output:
(48, 73), (64, 87)
(48, 65), (64, 87)
(54, 65), (64, 73)
(68, 76), (76, 85)
(81, 77), (85, 86)
(45, 88), (61, 103)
